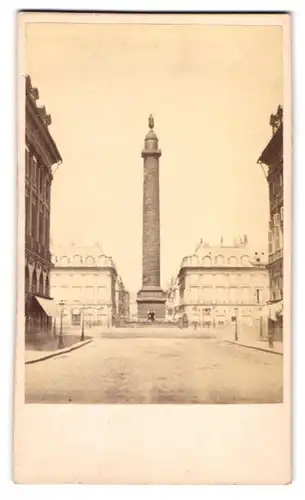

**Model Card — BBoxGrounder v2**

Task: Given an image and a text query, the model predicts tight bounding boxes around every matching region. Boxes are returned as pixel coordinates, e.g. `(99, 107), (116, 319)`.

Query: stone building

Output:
(115, 277), (130, 325)
(177, 237), (269, 328)
(25, 75), (62, 341)
(50, 243), (129, 328)
(258, 105), (284, 341)
(164, 277), (180, 321)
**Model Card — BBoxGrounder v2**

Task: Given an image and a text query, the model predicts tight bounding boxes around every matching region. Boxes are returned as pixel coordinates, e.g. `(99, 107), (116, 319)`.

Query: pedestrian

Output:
(268, 328), (274, 349)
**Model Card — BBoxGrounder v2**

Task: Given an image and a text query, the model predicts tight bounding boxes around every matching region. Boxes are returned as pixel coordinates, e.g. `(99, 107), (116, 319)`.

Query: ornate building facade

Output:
(115, 277), (130, 325)
(164, 277), (180, 321)
(50, 243), (130, 328)
(25, 75), (62, 340)
(177, 237), (269, 328)
(258, 105), (283, 341)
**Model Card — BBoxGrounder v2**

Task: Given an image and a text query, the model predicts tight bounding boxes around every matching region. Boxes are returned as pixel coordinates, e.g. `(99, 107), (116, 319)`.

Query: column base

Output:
(136, 286), (166, 320)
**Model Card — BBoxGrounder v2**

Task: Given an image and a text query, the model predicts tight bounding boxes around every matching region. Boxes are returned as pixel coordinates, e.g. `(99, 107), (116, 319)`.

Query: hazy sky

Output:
(26, 22), (283, 293)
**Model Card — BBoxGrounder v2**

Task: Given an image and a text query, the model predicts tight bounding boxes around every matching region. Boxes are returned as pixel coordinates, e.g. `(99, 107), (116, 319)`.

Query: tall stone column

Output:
(137, 115), (166, 320)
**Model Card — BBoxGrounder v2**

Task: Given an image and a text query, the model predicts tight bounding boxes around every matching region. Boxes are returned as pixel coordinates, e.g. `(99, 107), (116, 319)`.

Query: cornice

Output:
(182, 302), (264, 307)
(178, 265), (268, 275)
(26, 94), (62, 167)
(52, 265), (117, 274)
(25, 247), (53, 269)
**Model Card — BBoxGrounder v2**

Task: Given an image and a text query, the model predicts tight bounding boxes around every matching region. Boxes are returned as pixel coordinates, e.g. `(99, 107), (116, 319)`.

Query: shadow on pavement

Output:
(25, 333), (91, 352)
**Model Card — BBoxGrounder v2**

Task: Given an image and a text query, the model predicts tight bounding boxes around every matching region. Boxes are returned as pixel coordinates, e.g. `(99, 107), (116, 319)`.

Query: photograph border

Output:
(14, 11), (291, 485)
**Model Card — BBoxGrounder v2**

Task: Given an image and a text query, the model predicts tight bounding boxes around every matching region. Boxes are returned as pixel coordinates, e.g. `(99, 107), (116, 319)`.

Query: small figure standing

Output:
(268, 329), (274, 349)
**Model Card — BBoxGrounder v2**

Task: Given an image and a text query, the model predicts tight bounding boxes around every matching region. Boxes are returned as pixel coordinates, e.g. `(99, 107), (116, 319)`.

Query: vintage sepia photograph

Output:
(22, 14), (287, 406)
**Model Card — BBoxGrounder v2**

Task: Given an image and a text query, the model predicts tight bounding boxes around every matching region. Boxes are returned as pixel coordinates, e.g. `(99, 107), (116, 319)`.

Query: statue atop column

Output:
(148, 114), (154, 130)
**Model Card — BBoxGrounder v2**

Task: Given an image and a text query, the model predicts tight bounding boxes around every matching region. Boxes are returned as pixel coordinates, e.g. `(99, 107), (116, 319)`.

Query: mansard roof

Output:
(51, 242), (115, 269)
(180, 238), (267, 270)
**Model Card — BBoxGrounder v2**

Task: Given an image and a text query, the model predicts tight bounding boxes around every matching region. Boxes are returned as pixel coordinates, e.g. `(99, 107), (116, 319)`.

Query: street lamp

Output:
(193, 306), (198, 330)
(234, 307), (239, 342)
(58, 300), (65, 349)
(107, 304), (110, 329)
(80, 307), (85, 342)
(259, 307), (263, 340)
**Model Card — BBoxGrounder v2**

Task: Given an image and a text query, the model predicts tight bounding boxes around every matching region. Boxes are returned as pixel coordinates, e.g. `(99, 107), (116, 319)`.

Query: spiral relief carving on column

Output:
(137, 116), (166, 319)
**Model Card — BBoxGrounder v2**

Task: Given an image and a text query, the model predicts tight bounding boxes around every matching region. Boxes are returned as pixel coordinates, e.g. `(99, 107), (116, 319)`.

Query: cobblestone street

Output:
(25, 329), (283, 404)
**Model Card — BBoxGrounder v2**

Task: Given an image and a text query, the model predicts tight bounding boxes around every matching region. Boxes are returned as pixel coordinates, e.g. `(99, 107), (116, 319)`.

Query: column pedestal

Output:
(137, 286), (166, 320)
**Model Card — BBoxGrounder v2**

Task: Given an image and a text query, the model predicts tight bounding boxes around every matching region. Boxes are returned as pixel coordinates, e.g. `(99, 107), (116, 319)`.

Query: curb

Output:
(225, 340), (283, 355)
(25, 338), (93, 365)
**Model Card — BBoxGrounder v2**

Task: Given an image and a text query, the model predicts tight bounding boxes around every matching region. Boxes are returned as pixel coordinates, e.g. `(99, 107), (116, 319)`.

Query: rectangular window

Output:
(31, 201), (37, 240)
(228, 287), (233, 303)
(71, 286), (81, 301)
(216, 286), (225, 303)
(25, 148), (29, 178)
(45, 180), (49, 203)
(40, 168), (44, 194)
(72, 314), (81, 326)
(37, 167), (40, 194)
(84, 286), (95, 301)
(274, 226), (280, 251)
(45, 215), (49, 247)
(25, 194), (30, 236)
(39, 211), (44, 245)
(32, 157), (37, 185)
(268, 229), (273, 255)
(97, 286), (107, 302)
(84, 314), (93, 324)
(202, 286), (212, 303)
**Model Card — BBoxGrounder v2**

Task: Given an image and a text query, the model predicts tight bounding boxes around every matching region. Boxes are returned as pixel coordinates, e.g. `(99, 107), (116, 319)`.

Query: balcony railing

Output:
(25, 236), (52, 263)
(268, 248), (283, 264)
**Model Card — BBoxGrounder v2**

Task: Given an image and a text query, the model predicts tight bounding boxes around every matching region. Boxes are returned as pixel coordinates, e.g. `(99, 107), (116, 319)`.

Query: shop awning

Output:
(268, 301), (283, 321)
(258, 301), (283, 320)
(34, 296), (58, 317)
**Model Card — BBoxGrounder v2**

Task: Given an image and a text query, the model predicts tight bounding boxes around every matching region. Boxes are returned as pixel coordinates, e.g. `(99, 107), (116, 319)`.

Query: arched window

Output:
(25, 265), (29, 293)
(215, 255), (225, 266)
(241, 255), (249, 266)
(32, 270), (37, 294)
(228, 256), (238, 266)
(86, 256), (95, 266)
(60, 256), (69, 266)
(39, 273), (44, 295)
(202, 256), (212, 266)
(97, 255), (106, 266)
(190, 255), (199, 266)
(73, 255), (83, 265)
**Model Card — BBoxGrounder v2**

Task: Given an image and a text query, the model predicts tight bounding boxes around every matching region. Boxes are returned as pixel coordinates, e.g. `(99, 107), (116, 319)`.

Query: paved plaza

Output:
(25, 328), (283, 404)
